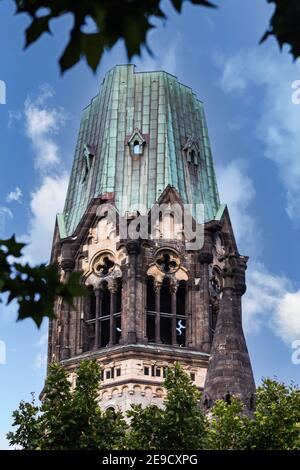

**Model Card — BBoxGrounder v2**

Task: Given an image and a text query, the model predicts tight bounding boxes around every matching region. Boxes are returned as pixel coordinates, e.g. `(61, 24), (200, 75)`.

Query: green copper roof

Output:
(62, 65), (220, 236)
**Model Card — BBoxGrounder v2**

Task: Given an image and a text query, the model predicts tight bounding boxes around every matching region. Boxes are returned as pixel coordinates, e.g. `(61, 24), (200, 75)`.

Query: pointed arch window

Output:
(146, 276), (187, 347)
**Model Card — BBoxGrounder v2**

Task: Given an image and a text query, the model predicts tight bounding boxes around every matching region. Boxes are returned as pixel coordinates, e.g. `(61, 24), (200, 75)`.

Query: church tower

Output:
(48, 65), (255, 412)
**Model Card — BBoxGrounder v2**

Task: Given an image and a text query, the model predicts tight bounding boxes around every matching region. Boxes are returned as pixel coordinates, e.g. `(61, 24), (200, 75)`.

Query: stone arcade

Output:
(47, 65), (255, 413)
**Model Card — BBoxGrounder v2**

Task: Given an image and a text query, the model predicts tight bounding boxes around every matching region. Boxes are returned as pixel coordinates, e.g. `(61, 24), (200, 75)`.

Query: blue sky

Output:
(1, 0), (300, 449)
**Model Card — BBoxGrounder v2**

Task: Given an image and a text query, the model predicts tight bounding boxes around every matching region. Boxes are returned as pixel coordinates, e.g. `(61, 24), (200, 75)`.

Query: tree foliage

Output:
(7, 360), (127, 450)
(13, 0), (215, 73)
(0, 236), (86, 327)
(261, 0), (300, 60)
(10, 0), (300, 74)
(203, 397), (249, 450)
(248, 378), (300, 450)
(7, 362), (300, 450)
(125, 363), (206, 450)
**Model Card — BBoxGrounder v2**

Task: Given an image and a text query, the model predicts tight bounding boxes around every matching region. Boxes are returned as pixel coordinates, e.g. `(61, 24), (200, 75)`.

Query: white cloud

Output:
(243, 264), (300, 345)
(215, 159), (300, 347)
(217, 49), (300, 223)
(8, 110), (22, 128)
(22, 173), (68, 264)
(0, 207), (13, 219)
(216, 160), (258, 254)
(19, 85), (69, 264)
(6, 187), (22, 203)
(24, 84), (66, 171)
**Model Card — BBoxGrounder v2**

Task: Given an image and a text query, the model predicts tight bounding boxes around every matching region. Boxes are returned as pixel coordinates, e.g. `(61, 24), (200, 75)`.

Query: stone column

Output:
(60, 258), (75, 360)
(154, 280), (162, 344)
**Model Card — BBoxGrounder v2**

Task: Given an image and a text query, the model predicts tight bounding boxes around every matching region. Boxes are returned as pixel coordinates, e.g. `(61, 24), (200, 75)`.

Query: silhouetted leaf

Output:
(261, 0), (300, 60)
(0, 237), (87, 327)
(12, 0), (216, 73)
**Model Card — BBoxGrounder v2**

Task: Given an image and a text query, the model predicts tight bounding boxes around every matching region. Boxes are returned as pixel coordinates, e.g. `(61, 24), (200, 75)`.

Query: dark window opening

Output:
(111, 367), (114, 379)
(161, 316), (172, 345)
(156, 368), (161, 377)
(176, 281), (186, 316)
(106, 370), (111, 380)
(101, 282), (110, 316)
(203, 395), (211, 409)
(190, 149), (195, 164)
(190, 372), (195, 381)
(151, 365), (155, 377)
(176, 318), (186, 346)
(115, 315), (121, 344)
(101, 319), (110, 347)
(144, 366), (149, 376)
(147, 276), (155, 311)
(160, 278), (171, 314)
(116, 368), (121, 377)
(250, 394), (255, 410)
(225, 392), (231, 405)
(146, 313), (155, 342)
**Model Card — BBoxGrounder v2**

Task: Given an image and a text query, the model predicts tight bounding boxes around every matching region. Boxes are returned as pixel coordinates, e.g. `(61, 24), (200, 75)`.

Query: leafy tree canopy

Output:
(10, 0), (300, 74)
(7, 361), (300, 450)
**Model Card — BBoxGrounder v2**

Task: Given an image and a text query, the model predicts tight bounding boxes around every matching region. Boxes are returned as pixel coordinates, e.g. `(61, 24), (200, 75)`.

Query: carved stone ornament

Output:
(92, 252), (115, 277)
(155, 251), (180, 274)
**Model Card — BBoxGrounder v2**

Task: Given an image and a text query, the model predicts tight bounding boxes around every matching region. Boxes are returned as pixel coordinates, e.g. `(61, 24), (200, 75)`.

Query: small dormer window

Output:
(128, 128), (146, 157)
(183, 138), (199, 167)
(81, 143), (95, 183)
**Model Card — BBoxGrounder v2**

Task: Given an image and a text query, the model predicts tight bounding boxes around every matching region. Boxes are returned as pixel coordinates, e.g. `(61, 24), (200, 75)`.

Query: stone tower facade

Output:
(48, 65), (255, 413)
